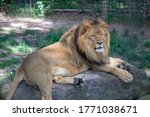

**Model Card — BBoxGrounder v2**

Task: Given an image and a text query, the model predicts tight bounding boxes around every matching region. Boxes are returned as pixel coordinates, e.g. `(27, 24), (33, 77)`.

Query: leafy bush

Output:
(144, 40), (150, 48)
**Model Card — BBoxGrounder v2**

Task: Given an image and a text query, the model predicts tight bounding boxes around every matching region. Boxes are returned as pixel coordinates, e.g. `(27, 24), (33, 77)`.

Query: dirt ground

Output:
(0, 12), (150, 37)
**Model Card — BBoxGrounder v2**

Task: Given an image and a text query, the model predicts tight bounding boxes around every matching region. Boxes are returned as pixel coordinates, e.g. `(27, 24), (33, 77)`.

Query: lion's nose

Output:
(97, 42), (103, 45)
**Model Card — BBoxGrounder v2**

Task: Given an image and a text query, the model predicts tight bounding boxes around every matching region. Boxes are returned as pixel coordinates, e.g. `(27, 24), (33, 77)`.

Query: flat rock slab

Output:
(3, 64), (150, 100)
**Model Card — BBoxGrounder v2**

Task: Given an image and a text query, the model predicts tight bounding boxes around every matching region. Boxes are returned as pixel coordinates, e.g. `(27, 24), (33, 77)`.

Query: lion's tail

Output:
(6, 67), (24, 100)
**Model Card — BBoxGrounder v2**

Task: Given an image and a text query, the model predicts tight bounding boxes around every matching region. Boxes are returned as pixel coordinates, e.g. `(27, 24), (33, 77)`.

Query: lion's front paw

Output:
(118, 69), (133, 83)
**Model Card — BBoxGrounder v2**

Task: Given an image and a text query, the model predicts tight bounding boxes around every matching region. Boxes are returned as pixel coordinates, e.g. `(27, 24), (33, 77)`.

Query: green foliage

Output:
(35, 0), (55, 17)
(0, 28), (65, 53)
(0, 33), (33, 54)
(12, 42), (32, 54)
(142, 40), (150, 68)
(6, 6), (38, 18)
(1, 0), (147, 25)
(0, 53), (6, 58)
(34, 0), (102, 17)
(36, 28), (66, 48)
(142, 53), (150, 68)
(0, 28), (65, 82)
(0, 34), (17, 52)
(105, 0), (145, 25)
(110, 30), (149, 68)
(0, 93), (3, 100)
(36, 0), (45, 17)
(144, 40), (150, 48)
(0, 58), (20, 68)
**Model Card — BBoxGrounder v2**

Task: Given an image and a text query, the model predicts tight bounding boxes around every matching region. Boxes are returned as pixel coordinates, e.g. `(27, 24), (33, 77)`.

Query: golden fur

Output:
(6, 19), (133, 100)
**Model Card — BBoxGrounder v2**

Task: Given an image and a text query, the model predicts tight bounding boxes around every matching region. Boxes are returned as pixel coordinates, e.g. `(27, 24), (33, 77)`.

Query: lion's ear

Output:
(97, 18), (109, 29)
(79, 20), (92, 35)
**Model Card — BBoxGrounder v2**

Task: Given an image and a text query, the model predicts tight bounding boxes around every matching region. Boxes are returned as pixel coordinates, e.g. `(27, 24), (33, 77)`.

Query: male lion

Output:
(6, 19), (133, 100)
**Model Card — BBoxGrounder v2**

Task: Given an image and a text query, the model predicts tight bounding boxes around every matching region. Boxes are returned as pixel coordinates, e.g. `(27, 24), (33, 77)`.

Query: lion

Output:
(6, 19), (133, 100)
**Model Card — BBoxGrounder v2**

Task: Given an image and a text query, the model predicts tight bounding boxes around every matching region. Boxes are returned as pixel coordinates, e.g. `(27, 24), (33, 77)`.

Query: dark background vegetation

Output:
(0, 0), (149, 24)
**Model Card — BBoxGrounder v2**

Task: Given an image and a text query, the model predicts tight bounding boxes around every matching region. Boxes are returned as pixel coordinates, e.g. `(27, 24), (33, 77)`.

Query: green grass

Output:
(0, 93), (3, 100)
(36, 28), (66, 48)
(142, 53), (150, 68)
(9, 42), (33, 54)
(0, 53), (6, 58)
(22, 28), (66, 48)
(0, 28), (65, 51)
(0, 58), (20, 68)
(7, 6), (39, 18)
(144, 40), (150, 48)
(110, 29), (150, 68)
(0, 28), (66, 84)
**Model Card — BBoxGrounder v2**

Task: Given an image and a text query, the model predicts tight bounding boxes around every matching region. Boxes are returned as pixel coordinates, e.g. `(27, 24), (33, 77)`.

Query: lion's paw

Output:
(118, 69), (133, 83)
(111, 58), (126, 69)
(74, 78), (84, 86)
(117, 61), (127, 69)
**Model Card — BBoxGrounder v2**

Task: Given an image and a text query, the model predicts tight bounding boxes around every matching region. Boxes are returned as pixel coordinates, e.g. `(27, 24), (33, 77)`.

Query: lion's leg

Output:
(53, 76), (75, 84)
(39, 78), (52, 100)
(26, 70), (53, 100)
(52, 65), (88, 85)
(27, 77), (52, 100)
(92, 64), (133, 83)
(109, 57), (125, 68)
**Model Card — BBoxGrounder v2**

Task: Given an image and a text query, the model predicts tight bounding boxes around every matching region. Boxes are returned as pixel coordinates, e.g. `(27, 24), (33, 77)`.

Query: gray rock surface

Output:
(2, 64), (150, 100)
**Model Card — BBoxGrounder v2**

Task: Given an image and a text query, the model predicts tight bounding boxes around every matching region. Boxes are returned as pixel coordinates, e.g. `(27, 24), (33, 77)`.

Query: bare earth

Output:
(0, 13), (150, 37)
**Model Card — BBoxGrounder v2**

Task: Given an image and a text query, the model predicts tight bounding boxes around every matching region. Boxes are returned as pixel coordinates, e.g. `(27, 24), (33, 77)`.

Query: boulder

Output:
(2, 64), (150, 100)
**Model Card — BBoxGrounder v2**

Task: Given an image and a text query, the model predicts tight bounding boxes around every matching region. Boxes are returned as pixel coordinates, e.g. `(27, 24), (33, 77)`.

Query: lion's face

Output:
(85, 26), (109, 54)
(77, 19), (110, 64)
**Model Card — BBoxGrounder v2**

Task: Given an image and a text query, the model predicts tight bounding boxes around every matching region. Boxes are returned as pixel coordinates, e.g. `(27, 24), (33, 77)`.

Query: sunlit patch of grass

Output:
(0, 28), (66, 73)
(8, 42), (34, 54)
(0, 32), (35, 54)
(0, 34), (18, 52)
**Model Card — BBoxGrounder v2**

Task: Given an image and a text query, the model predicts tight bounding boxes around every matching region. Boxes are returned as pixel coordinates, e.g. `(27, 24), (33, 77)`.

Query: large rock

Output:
(2, 64), (150, 100)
